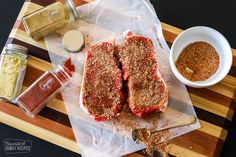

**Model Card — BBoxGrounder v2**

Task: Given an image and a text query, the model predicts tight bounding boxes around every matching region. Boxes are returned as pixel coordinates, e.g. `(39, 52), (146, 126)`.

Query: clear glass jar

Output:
(15, 65), (72, 118)
(22, 0), (78, 40)
(0, 44), (28, 101)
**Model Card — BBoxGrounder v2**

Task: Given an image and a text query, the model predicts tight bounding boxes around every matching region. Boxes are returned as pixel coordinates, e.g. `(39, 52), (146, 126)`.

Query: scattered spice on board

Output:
(85, 35), (94, 47)
(175, 41), (219, 81)
(63, 58), (75, 76)
(112, 103), (139, 131)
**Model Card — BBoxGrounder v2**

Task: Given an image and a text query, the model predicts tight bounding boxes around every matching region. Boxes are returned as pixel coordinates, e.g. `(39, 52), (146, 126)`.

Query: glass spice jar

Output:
(15, 65), (72, 117)
(22, 0), (78, 40)
(0, 44), (28, 101)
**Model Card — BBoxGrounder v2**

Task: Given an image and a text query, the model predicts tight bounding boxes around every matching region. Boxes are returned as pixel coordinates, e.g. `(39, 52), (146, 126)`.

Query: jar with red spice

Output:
(15, 65), (72, 117)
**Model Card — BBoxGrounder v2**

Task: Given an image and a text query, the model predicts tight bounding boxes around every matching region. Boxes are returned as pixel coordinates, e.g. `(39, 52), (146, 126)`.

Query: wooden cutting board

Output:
(1, 0), (236, 156)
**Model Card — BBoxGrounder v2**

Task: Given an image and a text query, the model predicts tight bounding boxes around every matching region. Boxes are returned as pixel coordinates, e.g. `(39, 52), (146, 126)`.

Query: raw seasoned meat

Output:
(119, 33), (168, 117)
(81, 42), (123, 121)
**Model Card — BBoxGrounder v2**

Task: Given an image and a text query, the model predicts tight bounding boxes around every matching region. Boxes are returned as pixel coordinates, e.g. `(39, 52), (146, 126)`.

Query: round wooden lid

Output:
(62, 30), (84, 53)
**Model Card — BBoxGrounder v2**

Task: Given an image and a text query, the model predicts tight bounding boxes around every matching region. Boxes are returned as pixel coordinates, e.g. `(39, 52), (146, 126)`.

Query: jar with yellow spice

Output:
(0, 44), (28, 101)
(22, 0), (78, 40)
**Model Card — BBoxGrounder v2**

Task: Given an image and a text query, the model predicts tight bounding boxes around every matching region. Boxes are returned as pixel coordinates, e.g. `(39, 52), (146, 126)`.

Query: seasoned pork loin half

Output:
(81, 42), (123, 122)
(119, 33), (168, 117)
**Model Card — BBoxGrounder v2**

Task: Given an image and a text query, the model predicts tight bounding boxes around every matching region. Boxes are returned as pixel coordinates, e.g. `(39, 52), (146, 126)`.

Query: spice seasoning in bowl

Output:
(175, 41), (219, 81)
(170, 26), (232, 88)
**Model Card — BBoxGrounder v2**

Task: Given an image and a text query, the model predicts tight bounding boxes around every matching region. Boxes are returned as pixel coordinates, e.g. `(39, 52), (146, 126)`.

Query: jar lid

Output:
(65, 0), (78, 20)
(62, 30), (84, 52)
(6, 44), (28, 54)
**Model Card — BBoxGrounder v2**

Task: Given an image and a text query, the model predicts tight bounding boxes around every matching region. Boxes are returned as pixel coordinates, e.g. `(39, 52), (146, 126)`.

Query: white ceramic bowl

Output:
(169, 26), (232, 88)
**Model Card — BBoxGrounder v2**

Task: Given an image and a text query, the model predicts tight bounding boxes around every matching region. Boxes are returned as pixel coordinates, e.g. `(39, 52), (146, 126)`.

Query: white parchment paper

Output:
(45, 0), (201, 156)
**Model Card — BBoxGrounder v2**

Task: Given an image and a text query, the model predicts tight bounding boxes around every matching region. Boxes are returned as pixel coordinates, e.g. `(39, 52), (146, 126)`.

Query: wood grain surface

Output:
(0, 0), (236, 156)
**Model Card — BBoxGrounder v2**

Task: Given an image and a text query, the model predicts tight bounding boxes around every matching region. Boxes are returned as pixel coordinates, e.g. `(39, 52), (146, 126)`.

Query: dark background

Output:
(0, 0), (236, 156)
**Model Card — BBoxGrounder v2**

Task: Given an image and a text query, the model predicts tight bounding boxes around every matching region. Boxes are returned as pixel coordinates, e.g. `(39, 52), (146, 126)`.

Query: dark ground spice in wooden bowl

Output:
(175, 41), (219, 81)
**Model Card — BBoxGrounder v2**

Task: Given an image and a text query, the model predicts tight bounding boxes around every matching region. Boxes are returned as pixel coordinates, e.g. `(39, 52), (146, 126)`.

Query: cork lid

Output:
(62, 30), (84, 53)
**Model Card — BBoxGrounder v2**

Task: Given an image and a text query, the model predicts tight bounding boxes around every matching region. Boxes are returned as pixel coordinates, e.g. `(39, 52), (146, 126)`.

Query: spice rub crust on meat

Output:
(119, 33), (168, 117)
(81, 42), (123, 122)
